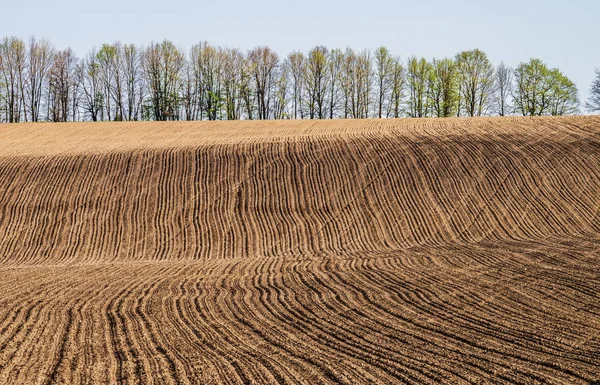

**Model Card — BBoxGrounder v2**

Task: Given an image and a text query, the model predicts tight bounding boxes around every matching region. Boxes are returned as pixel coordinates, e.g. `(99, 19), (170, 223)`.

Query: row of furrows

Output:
(0, 121), (598, 266)
(0, 242), (598, 384)
(0, 117), (599, 383)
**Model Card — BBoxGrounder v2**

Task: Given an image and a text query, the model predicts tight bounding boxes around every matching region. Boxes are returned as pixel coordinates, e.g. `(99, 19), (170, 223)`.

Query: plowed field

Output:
(0, 117), (599, 384)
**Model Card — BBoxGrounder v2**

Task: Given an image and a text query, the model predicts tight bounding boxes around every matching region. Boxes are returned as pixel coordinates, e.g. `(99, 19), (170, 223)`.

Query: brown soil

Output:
(0, 116), (599, 384)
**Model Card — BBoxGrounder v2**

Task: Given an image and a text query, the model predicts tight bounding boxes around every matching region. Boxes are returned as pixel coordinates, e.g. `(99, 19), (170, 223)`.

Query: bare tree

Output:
(587, 68), (600, 113)
(239, 56), (255, 120)
(285, 51), (305, 119)
(122, 44), (144, 121)
(189, 42), (222, 120)
(187, 43), (204, 120)
(248, 46), (279, 120)
(355, 50), (373, 118)
(0, 36), (27, 122)
(374, 46), (394, 118)
(26, 37), (54, 122)
(78, 49), (103, 121)
(338, 49), (373, 119)
(339, 48), (355, 118)
(273, 63), (289, 119)
(143, 40), (184, 121)
(388, 56), (405, 118)
(220, 48), (244, 120)
(180, 56), (197, 121)
(47, 48), (77, 122)
(96, 44), (115, 120)
(495, 62), (512, 116)
(305, 46), (329, 119)
(327, 48), (344, 119)
(95, 42), (130, 121)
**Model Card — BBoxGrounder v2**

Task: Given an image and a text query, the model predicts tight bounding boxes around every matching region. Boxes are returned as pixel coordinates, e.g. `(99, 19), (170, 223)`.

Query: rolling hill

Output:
(0, 116), (599, 384)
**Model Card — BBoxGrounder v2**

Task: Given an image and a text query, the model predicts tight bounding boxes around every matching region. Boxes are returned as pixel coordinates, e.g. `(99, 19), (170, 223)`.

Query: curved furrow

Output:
(254, 259), (434, 383)
(364, 264), (598, 382)
(1, 117), (599, 384)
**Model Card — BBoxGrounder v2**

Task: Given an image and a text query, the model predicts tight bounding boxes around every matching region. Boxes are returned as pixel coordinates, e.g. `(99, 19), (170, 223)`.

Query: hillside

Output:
(0, 117), (599, 384)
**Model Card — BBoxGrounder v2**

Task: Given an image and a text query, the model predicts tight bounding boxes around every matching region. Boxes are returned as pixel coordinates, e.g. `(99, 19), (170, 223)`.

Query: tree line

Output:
(0, 36), (595, 123)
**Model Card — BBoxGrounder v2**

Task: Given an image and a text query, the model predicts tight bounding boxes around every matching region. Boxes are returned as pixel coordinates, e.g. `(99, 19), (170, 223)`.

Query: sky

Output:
(1, 0), (599, 105)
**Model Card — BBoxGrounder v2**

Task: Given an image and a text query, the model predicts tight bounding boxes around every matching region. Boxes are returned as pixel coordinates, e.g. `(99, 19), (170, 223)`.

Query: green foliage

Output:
(374, 46), (394, 118)
(548, 69), (579, 116)
(305, 46), (329, 119)
(455, 49), (495, 117)
(513, 58), (579, 116)
(407, 57), (432, 118)
(0, 34), (589, 122)
(206, 90), (224, 121)
(96, 44), (117, 62)
(428, 58), (458, 117)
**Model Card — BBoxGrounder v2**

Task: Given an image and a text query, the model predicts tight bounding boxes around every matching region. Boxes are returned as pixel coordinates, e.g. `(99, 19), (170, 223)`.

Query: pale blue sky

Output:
(2, 0), (599, 104)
